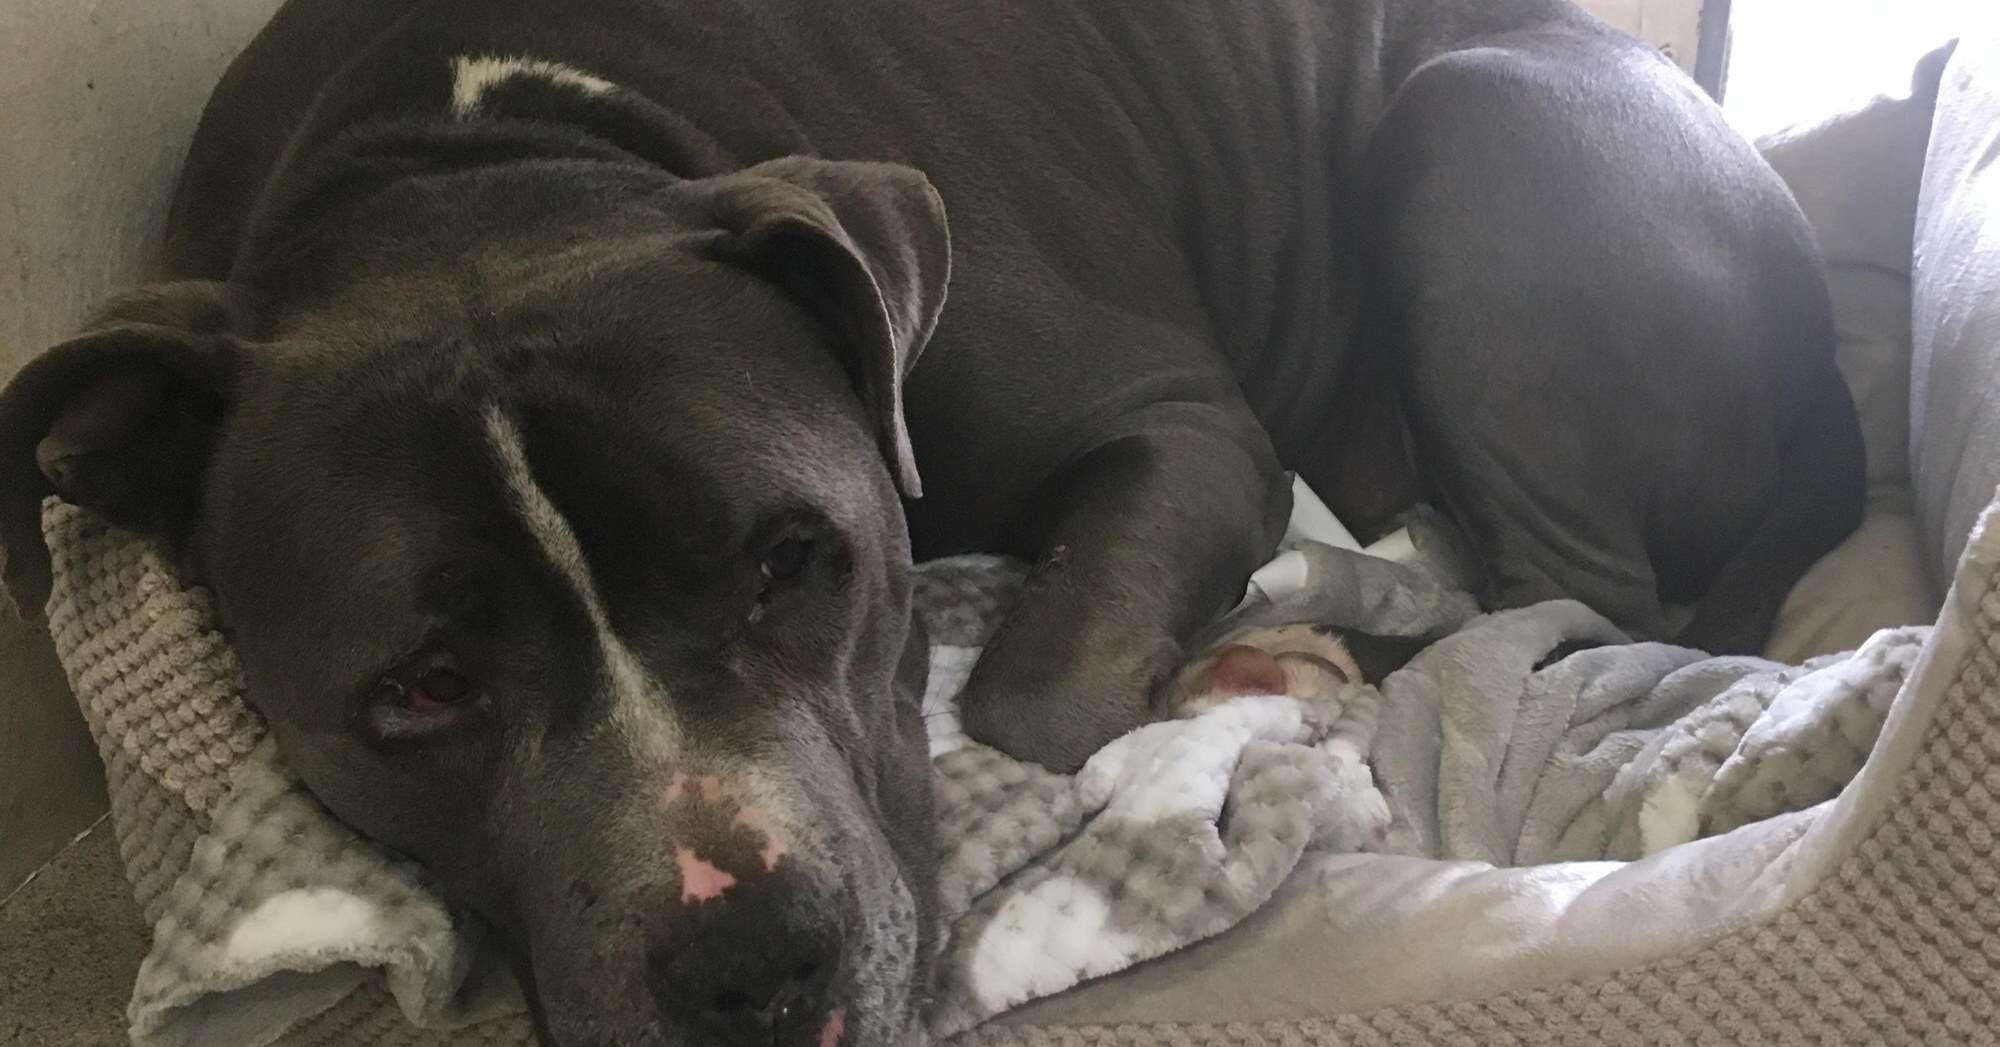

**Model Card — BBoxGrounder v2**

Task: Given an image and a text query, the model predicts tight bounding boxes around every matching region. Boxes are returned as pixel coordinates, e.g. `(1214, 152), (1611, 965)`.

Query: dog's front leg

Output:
(956, 401), (1289, 773)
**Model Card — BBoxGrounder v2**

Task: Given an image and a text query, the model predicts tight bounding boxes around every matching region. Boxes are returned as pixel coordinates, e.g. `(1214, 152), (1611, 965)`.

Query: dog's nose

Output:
(649, 874), (843, 1044)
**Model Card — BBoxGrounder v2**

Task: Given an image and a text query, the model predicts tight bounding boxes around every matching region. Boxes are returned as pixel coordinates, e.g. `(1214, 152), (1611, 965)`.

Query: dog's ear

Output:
(0, 281), (245, 618)
(687, 157), (950, 499)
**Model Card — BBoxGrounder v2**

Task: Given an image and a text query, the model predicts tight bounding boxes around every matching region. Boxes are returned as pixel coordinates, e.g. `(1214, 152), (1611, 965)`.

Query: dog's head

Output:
(0, 149), (950, 1046)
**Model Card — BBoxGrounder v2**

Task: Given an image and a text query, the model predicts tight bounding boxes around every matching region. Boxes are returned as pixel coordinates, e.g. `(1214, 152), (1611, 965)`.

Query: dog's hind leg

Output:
(1348, 31), (1857, 647)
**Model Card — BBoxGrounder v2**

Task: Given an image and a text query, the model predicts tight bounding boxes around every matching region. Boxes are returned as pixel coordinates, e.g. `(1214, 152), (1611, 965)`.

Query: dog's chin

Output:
(524, 974), (923, 1047)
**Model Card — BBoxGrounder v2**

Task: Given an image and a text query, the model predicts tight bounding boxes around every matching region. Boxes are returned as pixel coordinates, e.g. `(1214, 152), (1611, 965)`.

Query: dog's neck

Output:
(231, 59), (719, 319)
(231, 71), (724, 327)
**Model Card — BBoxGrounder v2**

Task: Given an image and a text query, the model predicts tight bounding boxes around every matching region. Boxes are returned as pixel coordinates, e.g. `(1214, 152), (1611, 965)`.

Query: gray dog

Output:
(0, 0), (1862, 1043)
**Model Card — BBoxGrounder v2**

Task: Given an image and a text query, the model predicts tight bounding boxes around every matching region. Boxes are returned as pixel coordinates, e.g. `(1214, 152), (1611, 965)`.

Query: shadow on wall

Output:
(1577, 0), (1704, 77)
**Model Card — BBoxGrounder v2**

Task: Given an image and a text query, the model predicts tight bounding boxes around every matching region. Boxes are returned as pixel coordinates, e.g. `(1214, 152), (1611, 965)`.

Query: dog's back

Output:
(166, 0), (1851, 651)
(169, 0), (1590, 456)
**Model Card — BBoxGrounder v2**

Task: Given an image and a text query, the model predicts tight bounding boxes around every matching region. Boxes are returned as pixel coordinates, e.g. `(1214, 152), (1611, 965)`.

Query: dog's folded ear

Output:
(0, 280), (245, 619)
(686, 157), (951, 499)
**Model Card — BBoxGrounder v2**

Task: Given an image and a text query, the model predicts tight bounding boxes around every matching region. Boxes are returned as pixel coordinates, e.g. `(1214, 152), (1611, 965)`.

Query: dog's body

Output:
(1, 0), (1862, 1043)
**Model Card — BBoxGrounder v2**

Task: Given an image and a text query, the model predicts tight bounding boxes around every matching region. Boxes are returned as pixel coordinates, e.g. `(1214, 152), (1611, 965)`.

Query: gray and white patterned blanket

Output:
(40, 496), (1915, 1046)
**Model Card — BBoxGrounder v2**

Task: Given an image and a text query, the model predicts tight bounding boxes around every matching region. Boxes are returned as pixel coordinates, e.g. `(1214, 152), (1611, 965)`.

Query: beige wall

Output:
(1, 0), (284, 897)
(1577, 0), (1705, 73)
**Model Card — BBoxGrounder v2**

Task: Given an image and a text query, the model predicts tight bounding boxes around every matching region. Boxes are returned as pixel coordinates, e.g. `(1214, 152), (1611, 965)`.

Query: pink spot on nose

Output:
(731, 806), (789, 873)
(664, 773), (730, 807)
(675, 848), (736, 904)
(663, 772), (688, 804)
(818, 1007), (846, 1047)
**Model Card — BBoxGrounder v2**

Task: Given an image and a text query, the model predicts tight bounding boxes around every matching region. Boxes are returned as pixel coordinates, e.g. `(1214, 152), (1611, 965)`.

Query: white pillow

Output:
(1755, 45), (1954, 659)
(1758, 43), (1952, 490)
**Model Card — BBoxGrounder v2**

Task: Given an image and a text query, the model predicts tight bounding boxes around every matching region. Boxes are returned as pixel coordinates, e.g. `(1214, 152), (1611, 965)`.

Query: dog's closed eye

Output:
(749, 534), (815, 625)
(746, 515), (841, 624)
(365, 649), (487, 742)
(760, 535), (813, 584)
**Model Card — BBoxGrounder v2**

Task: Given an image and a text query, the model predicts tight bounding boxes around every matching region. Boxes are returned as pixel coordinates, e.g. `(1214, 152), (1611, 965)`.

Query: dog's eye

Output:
(408, 667), (475, 709)
(366, 658), (482, 741)
(759, 537), (813, 584)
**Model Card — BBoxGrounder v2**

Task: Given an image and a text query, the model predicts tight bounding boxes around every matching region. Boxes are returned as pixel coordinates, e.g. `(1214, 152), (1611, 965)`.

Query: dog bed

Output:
(37, 473), (1998, 1046)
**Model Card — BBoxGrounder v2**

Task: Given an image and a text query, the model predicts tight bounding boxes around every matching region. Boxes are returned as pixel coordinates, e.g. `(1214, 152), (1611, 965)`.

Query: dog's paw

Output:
(956, 676), (1158, 774)
(955, 630), (1181, 774)
(1165, 623), (1361, 730)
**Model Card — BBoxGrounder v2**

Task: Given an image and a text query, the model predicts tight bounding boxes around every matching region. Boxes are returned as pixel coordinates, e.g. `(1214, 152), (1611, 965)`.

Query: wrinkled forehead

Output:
(269, 219), (818, 359)
(206, 219), (900, 658)
(210, 358), (746, 658)
(244, 237), (871, 491)
(215, 326), (893, 681)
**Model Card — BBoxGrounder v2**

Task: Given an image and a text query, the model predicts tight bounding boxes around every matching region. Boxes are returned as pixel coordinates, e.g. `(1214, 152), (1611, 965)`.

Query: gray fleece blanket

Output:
(1213, 520), (1921, 867)
(1359, 574), (1917, 865)
(41, 496), (1916, 1046)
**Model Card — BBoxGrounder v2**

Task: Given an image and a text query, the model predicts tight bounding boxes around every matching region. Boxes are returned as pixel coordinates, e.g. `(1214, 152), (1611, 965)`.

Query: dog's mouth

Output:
(700, 971), (857, 1047)
(506, 810), (932, 1047)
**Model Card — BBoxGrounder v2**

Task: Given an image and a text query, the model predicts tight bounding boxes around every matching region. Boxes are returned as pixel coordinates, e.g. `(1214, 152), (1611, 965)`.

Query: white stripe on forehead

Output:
(449, 54), (615, 121)
(482, 406), (680, 757)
